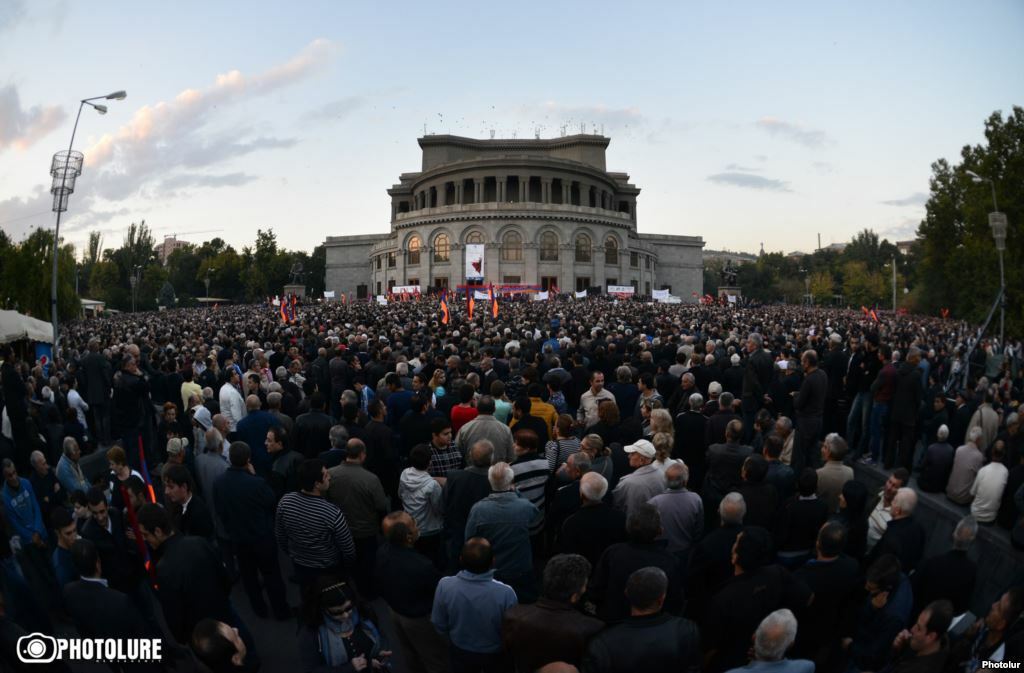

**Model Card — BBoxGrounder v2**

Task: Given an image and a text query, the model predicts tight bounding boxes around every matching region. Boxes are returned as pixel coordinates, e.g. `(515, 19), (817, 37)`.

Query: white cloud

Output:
(881, 192), (929, 207)
(756, 117), (831, 148)
(707, 172), (791, 192)
(0, 85), (66, 152)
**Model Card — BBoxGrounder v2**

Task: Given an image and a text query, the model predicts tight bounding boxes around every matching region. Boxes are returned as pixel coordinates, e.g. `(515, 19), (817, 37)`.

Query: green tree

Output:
(809, 271), (834, 304)
(158, 281), (177, 308)
(842, 261), (886, 308)
(0, 228), (79, 320)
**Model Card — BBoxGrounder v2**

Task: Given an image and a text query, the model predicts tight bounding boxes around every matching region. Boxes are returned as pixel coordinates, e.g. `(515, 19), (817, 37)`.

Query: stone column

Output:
(561, 245), (573, 292)
(542, 179), (551, 204)
(474, 179), (482, 204)
(497, 176), (506, 203)
(562, 182), (571, 204)
(519, 177), (528, 202)
(455, 182), (463, 205)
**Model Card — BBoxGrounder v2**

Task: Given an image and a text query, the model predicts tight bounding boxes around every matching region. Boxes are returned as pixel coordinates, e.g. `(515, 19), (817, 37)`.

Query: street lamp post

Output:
(49, 90), (127, 350)
(130, 265), (141, 313)
(799, 268), (811, 306)
(966, 170), (1007, 345)
(204, 268), (216, 301)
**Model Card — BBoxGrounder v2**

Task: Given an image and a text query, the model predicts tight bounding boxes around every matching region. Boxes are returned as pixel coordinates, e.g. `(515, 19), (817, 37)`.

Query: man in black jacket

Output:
(137, 503), (256, 661)
(792, 350), (827, 474)
(559, 472), (627, 568)
(442, 439), (494, 566)
(674, 392), (708, 490)
(375, 511), (447, 673)
(63, 538), (152, 640)
(79, 339), (113, 445)
(584, 566), (700, 673)
(911, 514), (977, 618)
(293, 392), (333, 459)
(888, 348), (924, 471)
(704, 419), (752, 513)
(82, 487), (143, 595)
(742, 334), (775, 443)
(163, 464), (215, 540)
(112, 354), (152, 470)
(214, 442), (290, 621)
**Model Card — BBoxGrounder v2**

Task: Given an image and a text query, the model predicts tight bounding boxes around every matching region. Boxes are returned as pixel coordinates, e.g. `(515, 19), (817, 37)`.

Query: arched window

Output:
(539, 231), (559, 261)
(604, 236), (619, 265)
(501, 230), (523, 262)
(575, 234), (592, 263)
(433, 233), (450, 263)
(407, 236), (421, 265)
(465, 230), (485, 244)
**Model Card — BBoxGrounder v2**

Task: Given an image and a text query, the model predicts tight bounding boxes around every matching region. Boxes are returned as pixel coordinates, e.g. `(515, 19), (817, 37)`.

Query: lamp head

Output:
(965, 170), (985, 183)
(106, 91), (127, 101)
(93, 104), (108, 115)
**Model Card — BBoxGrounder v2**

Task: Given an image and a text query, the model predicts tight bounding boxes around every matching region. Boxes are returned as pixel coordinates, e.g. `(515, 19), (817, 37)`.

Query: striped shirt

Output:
(274, 491), (355, 569)
(511, 453), (549, 535)
(545, 437), (581, 473)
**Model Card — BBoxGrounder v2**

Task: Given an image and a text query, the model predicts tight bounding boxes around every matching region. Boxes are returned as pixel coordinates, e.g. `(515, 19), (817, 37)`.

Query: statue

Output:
(289, 262), (304, 285)
(720, 261), (738, 286)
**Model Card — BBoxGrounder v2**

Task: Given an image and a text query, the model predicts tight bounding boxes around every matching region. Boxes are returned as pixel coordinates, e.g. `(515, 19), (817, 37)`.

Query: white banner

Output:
(532, 291), (549, 301)
(465, 243), (485, 280)
(323, 290), (336, 299)
(651, 289), (670, 300)
(575, 290), (587, 299)
(376, 295), (388, 305)
(607, 285), (635, 295)
(658, 296), (682, 304)
(473, 290), (489, 299)
(272, 298), (281, 306)
(727, 294), (737, 303)
(392, 285), (420, 295)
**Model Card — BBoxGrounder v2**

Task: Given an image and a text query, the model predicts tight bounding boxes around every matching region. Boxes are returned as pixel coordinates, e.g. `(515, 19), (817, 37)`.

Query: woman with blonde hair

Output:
(651, 431), (679, 473)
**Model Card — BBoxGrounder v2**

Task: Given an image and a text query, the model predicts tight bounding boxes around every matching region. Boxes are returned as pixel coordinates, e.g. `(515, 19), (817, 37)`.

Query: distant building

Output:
(324, 134), (705, 299)
(823, 242), (847, 253)
(157, 237), (189, 265)
(703, 248), (757, 265)
(896, 240), (916, 256)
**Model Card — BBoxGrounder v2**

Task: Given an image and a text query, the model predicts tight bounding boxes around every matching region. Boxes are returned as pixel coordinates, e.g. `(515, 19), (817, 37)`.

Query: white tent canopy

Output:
(0, 310), (54, 344)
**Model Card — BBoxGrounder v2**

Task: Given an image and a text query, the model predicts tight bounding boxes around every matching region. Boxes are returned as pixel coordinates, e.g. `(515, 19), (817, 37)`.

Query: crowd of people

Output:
(0, 295), (1022, 672)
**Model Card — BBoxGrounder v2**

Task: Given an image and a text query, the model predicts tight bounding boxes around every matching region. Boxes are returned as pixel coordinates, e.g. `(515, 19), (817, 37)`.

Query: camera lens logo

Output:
(17, 634), (58, 664)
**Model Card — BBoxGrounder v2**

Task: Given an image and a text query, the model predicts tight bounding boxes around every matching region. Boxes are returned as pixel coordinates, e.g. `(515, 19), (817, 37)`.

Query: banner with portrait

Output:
(465, 243), (485, 281)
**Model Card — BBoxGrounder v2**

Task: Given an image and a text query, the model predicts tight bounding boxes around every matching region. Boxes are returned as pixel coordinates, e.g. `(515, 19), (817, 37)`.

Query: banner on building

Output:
(607, 285), (635, 297)
(575, 290), (587, 299)
(323, 290), (336, 299)
(473, 290), (490, 299)
(532, 291), (549, 301)
(392, 285), (420, 295)
(465, 243), (485, 281)
(651, 289), (670, 300)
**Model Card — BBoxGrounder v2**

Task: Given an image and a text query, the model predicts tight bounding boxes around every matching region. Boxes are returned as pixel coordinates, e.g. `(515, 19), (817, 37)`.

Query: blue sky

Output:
(1, 1), (1021, 257)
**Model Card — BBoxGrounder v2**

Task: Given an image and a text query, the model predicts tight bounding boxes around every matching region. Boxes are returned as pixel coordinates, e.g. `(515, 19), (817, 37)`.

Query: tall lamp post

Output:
(884, 256), (896, 313)
(130, 265), (141, 313)
(966, 170), (1007, 345)
(49, 90), (127, 349)
(799, 268), (811, 306)
(204, 267), (216, 301)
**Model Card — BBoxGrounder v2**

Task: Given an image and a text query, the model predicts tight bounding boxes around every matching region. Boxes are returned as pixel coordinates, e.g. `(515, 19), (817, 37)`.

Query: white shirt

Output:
(218, 384), (245, 431)
(866, 491), (893, 551)
(970, 462), (1009, 523)
(68, 389), (89, 427)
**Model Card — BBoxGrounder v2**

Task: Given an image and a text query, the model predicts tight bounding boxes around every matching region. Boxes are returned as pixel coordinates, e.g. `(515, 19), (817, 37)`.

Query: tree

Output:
(159, 281), (177, 308)
(0, 228), (79, 320)
(918, 107), (1022, 332)
(842, 261), (886, 308)
(809, 271), (835, 304)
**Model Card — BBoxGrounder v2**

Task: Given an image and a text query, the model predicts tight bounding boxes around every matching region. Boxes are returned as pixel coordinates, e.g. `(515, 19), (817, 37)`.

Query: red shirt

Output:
(450, 405), (479, 436)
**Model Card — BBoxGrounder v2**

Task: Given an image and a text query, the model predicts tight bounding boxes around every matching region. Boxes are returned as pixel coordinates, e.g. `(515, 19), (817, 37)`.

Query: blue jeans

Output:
(869, 402), (889, 462)
(846, 392), (872, 457)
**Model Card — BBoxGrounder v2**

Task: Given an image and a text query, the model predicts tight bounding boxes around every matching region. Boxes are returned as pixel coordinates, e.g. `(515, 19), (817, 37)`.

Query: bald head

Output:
(245, 395), (260, 412)
(382, 511), (417, 547)
(469, 439), (495, 467)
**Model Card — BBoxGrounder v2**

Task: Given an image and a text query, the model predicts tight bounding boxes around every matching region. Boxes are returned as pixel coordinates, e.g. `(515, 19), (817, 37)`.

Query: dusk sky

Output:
(1, 1), (1021, 257)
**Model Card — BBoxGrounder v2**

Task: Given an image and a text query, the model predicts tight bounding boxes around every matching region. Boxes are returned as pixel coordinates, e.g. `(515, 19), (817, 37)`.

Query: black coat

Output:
(79, 352), (113, 406)
(442, 466), (492, 548)
(911, 549), (976, 616)
(81, 508), (142, 593)
(64, 579), (150, 639)
(868, 515), (926, 573)
(706, 410), (741, 446)
(373, 542), (442, 619)
(674, 410), (708, 468)
(214, 467), (276, 544)
(584, 613), (700, 673)
(592, 541), (685, 622)
(705, 442), (752, 498)
(793, 554), (861, 656)
(558, 502), (627, 568)
(170, 493), (215, 540)
(891, 362), (923, 424)
(294, 410), (333, 459)
(154, 534), (233, 643)
(738, 481), (779, 531)
(775, 496), (829, 553)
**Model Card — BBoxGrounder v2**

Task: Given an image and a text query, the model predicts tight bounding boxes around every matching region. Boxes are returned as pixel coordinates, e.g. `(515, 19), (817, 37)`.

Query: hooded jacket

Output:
(399, 467), (443, 535)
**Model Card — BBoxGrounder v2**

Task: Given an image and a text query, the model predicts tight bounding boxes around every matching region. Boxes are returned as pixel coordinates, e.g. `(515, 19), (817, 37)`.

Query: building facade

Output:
(324, 134), (704, 299)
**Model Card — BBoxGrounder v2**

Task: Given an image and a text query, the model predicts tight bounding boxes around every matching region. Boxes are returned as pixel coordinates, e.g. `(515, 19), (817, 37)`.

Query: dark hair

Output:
(763, 434), (783, 459)
(309, 392), (325, 410)
(298, 459), (326, 492)
(797, 467), (818, 497)
(817, 520), (847, 557)
(865, 553), (901, 593)
(892, 467), (910, 487)
(459, 383), (475, 404)
(267, 425), (287, 447)
(430, 417), (451, 436)
(137, 503), (171, 536)
(70, 538), (100, 577)
(513, 429), (539, 453)
(527, 382), (545, 398)
(409, 444), (431, 471)
(367, 399), (384, 418)
(625, 567), (668, 612)
(191, 619), (238, 670)
(409, 394), (427, 414)
(86, 486), (107, 507)
(70, 489), (88, 507)
(639, 372), (655, 390)
(735, 527), (772, 571)
(123, 475), (147, 497)
(50, 506), (74, 531)
(162, 464), (194, 492)
(460, 537), (494, 574)
(922, 600), (954, 637)
(542, 554), (591, 603)
(229, 441), (251, 468)
(743, 454), (768, 483)
(514, 396), (532, 415)
(626, 503), (662, 543)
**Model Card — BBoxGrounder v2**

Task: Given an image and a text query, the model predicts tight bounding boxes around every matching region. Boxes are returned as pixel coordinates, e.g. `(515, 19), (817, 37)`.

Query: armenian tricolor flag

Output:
(488, 283), (498, 319)
(440, 290), (450, 325)
(468, 291), (475, 320)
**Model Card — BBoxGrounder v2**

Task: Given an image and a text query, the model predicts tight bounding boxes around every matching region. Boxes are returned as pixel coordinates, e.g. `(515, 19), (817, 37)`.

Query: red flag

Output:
(440, 290), (450, 325)
(280, 299), (288, 324)
(940, 308), (949, 319)
(489, 283), (498, 319)
(869, 309), (879, 322)
(861, 306), (870, 318)
(468, 292), (475, 320)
